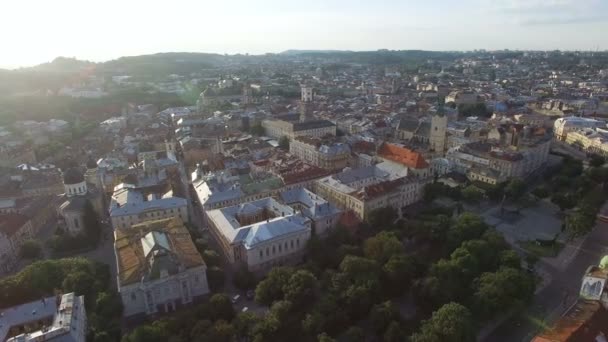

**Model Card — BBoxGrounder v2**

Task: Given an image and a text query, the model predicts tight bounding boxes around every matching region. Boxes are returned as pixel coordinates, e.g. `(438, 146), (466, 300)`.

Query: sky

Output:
(1, 0), (607, 69)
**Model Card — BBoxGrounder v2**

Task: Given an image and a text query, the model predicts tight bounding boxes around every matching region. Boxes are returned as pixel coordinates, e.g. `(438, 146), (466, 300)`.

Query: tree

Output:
(370, 301), (400, 335)
(283, 270), (318, 308)
(19, 240), (42, 259)
(532, 186), (549, 199)
(317, 332), (336, 342)
(551, 193), (577, 212)
(255, 267), (294, 305)
(363, 231), (403, 264)
(62, 270), (97, 299)
(202, 249), (221, 267)
(341, 326), (365, 342)
(209, 293), (235, 321)
(410, 303), (476, 342)
(564, 211), (595, 237)
(233, 312), (260, 340)
(461, 186), (483, 204)
(447, 213), (488, 251)
(206, 320), (236, 342)
(472, 267), (535, 318)
(499, 250), (521, 269)
(382, 254), (417, 296)
(278, 135), (290, 150)
(122, 324), (168, 342)
(383, 321), (405, 342)
(504, 179), (526, 201)
(367, 207), (399, 229)
(589, 154), (605, 168)
(249, 123), (265, 136)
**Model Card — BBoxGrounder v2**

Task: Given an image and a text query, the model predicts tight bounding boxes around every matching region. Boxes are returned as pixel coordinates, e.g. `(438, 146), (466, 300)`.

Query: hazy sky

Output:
(2, 0), (607, 68)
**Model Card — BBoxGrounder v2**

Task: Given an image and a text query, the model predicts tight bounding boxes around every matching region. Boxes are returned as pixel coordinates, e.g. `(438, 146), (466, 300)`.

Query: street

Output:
(482, 219), (608, 341)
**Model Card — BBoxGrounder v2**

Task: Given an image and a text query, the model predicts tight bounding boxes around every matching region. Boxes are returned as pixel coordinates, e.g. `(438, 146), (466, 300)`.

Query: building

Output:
(262, 118), (336, 140)
(289, 136), (351, 170)
(378, 142), (432, 179)
(395, 114), (447, 154)
(205, 197), (311, 272)
(109, 184), (188, 230)
(554, 116), (605, 141)
(115, 218), (209, 319)
(313, 162), (422, 221)
(2, 293), (86, 342)
(565, 128), (608, 156)
(279, 188), (342, 236)
(58, 167), (104, 235)
(532, 257), (608, 341)
(0, 214), (34, 274)
(447, 135), (550, 184)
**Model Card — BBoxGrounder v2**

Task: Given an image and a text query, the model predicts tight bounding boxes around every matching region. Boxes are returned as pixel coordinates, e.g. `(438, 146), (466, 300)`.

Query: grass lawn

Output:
(519, 240), (565, 258)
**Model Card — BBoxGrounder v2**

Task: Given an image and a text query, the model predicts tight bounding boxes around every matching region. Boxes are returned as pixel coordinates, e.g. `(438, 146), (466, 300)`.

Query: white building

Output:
(205, 197), (312, 272)
(279, 188), (342, 236)
(554, 116), (605, 140)
(109, 183), (188, 230)
(3, 293), (87, 342)
(115, 218), (209, 318)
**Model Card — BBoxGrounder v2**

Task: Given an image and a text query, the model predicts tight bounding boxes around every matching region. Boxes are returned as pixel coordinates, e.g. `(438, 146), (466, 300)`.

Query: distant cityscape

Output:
(1, 49), (608, 341)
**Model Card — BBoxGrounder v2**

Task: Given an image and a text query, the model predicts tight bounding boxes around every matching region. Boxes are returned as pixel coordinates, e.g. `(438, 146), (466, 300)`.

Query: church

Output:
(58, 158), (104, 234)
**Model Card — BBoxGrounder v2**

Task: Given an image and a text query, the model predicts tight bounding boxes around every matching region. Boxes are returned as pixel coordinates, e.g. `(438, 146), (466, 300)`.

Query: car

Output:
(246, 290), (255, 300)
(241, 307), (249, 312)
(231, 294), (240, 304)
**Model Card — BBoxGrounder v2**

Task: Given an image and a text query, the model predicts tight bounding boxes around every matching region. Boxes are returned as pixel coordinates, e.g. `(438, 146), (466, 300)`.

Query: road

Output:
(482, 219), (608, 341)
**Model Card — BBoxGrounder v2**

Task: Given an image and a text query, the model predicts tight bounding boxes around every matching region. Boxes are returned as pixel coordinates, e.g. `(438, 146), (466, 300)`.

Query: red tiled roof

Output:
(0, 213), (30, 237)
(378, 143), (429, 169)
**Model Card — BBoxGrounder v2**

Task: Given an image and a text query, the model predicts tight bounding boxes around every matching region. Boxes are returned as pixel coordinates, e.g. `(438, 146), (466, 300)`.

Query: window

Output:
(272, 245), (276, 255)
(195, 275), (199, 283)
(284, 242), (288, 251)
(266, 247), (269, 256)
(291, 240), (294, 248)
(296, 239), (300, 247)
(74, 218), (79, 228)
(131, 293), (136, 301)
(259, 250), (263, 259)
(278, 244), (282, 253)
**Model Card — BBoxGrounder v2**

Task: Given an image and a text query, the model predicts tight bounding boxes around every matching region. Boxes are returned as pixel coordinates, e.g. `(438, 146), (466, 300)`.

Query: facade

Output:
(205, 197), (311, 272)
(3, 293), (86, 342)
(554, 116), (604, 140)
(58, 167), (104, 235)
(565, 128), (608, 156)
(447, 137), (551, 184)
(279, 188), (342, 236)
(378, 143), (432, 179)
(262, 118), (336, 140)
(313, 162), (422, 221)
(395, 114), (448, 154)
(289, 136), (351, 170)
(115, 218), (209, 318)
(0, 214), (34, 274)
(109, 184), (188, 230)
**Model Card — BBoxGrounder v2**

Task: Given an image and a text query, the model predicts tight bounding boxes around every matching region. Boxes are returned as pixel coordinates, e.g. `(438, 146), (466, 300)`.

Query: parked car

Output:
(231, 294), (240, 304)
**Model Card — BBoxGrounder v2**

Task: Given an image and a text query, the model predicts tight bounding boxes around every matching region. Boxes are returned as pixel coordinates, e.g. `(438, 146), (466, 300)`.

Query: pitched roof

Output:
(378, 143), (429, 169)
(114, 217), (204, 286)
(0, 213), (30, 237)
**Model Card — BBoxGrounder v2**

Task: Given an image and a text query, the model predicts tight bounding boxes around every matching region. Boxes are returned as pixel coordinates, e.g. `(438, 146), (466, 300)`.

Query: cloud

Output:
(520, 15), (607, 26)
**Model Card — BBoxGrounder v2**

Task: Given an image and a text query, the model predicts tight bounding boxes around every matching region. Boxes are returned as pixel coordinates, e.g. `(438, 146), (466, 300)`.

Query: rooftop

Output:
(206, 197), (310, 249)
(114, 218), (204, 285)
(378, 143), (429, 169)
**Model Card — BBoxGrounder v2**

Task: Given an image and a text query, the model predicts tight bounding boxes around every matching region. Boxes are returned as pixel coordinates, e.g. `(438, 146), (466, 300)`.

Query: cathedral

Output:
(58, 158), (104, 234)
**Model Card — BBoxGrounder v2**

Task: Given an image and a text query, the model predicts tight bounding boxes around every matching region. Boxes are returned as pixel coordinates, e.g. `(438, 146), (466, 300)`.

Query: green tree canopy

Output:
(410, 302), (476, 342)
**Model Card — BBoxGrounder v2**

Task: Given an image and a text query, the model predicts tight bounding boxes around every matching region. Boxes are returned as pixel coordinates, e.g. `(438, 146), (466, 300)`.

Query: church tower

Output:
(430, 114), (448, 154)
(299, 85), (314, 122)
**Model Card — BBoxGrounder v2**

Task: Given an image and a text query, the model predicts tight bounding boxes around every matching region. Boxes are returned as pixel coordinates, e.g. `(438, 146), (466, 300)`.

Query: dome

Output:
(86, 157), (97, 170)
(63, 167), (85, 185)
